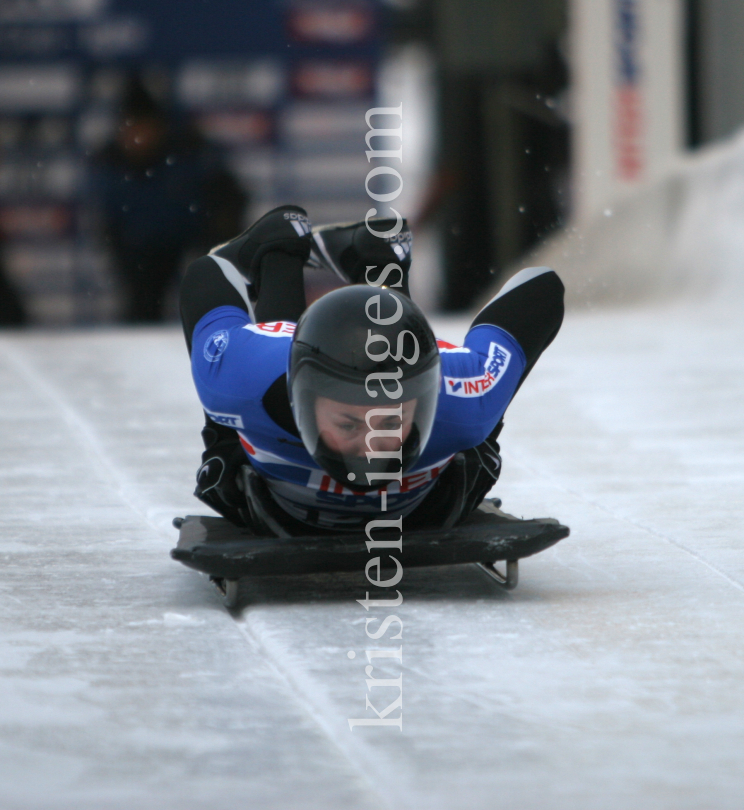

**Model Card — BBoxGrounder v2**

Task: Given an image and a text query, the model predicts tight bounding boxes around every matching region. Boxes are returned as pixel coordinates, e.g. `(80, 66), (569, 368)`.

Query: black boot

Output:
(210, 204), (312, 301)
(309, 217), (412, 293)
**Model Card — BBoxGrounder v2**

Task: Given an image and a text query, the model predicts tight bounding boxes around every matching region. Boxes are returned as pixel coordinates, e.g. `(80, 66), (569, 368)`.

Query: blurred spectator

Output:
(92, 74), (247, 323)
(0, 143), (27, 325)
(0, 236), (27, 326)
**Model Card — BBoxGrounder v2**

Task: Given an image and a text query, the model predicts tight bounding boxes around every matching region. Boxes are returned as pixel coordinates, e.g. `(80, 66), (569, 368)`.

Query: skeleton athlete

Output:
(179, 205), (564, 534)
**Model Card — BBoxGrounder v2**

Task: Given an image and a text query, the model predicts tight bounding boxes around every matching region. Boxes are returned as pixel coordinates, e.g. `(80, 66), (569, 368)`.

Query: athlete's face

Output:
(315, 397), (417, 458)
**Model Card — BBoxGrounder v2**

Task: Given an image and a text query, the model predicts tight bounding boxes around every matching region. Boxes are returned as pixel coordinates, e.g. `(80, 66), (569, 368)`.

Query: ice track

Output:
(1, 301), (744, 810)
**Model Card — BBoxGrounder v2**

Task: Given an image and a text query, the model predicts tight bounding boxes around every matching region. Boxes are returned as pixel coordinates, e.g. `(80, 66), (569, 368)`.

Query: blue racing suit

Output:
(190, 304), (526, 530)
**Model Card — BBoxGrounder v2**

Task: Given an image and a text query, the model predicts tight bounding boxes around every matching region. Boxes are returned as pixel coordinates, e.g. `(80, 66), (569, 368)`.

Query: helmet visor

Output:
(290, 361), (440, 489)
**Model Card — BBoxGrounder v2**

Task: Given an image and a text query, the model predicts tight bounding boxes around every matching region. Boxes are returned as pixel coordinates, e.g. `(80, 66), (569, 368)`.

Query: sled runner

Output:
(171, 499), (570, 608)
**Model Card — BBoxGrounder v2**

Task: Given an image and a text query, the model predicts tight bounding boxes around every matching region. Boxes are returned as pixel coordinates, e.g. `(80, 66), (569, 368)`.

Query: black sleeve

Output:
(179, 254), (249, 355)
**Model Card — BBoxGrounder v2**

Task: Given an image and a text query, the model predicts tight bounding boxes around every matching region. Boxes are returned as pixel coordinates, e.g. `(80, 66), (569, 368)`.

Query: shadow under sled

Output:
(170, 499), (570, 607)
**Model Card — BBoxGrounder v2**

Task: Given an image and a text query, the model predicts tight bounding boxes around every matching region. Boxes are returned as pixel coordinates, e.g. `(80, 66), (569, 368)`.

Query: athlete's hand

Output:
(194, 423), (250, 527)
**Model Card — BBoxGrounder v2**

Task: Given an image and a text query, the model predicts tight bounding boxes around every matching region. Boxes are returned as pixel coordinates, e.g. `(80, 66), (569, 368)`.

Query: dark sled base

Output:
(171, 500), (569, 603)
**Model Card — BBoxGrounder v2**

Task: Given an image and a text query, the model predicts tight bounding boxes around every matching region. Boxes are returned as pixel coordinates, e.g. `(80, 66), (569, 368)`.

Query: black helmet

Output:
(289, 286), (440, 491)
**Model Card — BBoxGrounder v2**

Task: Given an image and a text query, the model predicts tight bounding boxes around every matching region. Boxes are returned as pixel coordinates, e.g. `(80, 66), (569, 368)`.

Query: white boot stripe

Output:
(210, 255), (256, 323)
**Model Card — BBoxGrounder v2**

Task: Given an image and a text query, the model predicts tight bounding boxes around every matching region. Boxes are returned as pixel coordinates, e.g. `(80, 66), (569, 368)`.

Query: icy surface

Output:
(1, 300), (743, 809)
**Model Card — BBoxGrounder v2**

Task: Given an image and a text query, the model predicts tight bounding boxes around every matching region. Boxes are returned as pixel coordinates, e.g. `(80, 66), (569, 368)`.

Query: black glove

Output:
(462, 434), (502, 518)
(406, 421), (503, 530)
(194, 420), (249, 527)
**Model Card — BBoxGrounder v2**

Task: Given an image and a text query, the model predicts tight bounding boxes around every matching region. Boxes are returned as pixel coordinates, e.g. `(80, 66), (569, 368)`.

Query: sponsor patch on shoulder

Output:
(205, 410), (244, 429)
(444, 341), (511, 398)
(204, 329), (229, 362)
(243, 321), (296, 337)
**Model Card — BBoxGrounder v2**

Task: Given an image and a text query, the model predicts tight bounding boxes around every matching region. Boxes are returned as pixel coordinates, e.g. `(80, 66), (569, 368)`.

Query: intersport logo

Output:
(443, 341), (511, 398)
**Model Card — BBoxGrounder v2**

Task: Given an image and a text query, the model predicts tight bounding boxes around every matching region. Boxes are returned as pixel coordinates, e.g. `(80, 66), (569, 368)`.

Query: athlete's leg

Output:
(471, 265), (565, 388)
(179, 204), (311, 352)
(179, 255), (250, 354)
(465, 266), (564, 511)
(253, 250), (307, 323)
(411, 267), (565, 528)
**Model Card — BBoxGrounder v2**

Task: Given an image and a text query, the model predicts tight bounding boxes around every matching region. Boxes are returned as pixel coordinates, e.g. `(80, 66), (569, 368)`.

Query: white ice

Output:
(3, 144), (744, 809)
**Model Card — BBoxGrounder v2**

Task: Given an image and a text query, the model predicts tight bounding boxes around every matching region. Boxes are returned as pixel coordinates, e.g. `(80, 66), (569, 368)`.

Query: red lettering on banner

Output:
(615, 87), (643, 181)
(320, 475), (332, 492)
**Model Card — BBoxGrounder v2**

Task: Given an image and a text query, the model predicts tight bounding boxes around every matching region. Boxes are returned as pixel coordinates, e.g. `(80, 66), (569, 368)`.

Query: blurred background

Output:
(0, 0), (740, 326)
